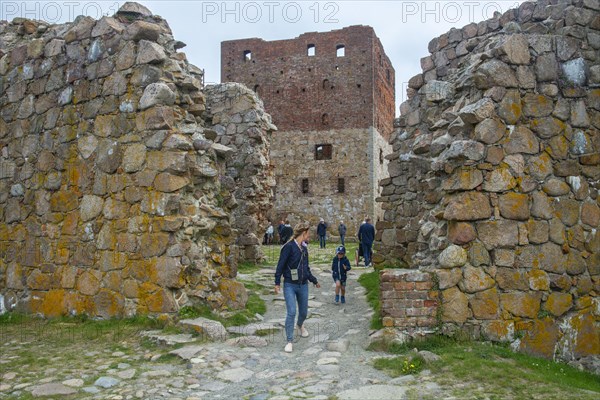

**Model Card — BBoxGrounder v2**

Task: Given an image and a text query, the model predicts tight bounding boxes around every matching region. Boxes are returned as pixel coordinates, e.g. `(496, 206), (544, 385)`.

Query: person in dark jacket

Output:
(317, 218), (328, 249)
(277, 220), (285, 244)
(280, 220), (293, 244)
(357, 217), (375, 267)
(274, 223), (320, 353)
(332, 245), (351, 304)
(338, 221), (347, 246)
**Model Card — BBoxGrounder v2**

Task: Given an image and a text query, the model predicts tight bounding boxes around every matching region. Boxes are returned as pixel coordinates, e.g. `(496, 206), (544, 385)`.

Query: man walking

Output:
(281, 220), (293, 244)
(338, 221), (347, 246)
(357, 217), (375, 267)
(317, 218), (328, 249)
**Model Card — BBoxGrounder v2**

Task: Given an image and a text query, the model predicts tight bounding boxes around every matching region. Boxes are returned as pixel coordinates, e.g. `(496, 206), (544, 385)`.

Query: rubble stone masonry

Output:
(0, 3), (274, 317)
(377, 0), (599, 363)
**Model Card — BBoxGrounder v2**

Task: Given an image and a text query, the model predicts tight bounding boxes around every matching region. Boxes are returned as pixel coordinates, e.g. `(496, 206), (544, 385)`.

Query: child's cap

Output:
(336, 246), (346, 254)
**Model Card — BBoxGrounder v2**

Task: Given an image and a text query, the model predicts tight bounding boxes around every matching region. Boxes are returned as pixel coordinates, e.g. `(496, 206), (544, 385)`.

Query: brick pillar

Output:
(380, 269), (439, 331)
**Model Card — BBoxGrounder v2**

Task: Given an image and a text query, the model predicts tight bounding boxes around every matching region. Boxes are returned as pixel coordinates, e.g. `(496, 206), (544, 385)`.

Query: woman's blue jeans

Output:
(283, 282), (308, 342)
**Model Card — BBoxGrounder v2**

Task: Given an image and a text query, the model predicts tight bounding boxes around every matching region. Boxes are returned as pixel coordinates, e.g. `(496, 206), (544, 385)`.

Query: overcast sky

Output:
(3, 1), (526, 114)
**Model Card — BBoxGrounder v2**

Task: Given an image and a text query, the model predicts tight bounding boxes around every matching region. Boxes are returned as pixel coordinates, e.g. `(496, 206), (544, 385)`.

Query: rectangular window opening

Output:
(307, 44), (315, 56)
(302, 178), (309, 194)
(243, 50), (252, 61)
(315, 144), (332, 160)
(337, 178), (345, 193)
(336, 44), (345, 57)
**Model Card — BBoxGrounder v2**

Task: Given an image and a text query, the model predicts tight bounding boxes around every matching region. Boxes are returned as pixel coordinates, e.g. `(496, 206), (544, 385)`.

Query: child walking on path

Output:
(332, 246), (351, 304)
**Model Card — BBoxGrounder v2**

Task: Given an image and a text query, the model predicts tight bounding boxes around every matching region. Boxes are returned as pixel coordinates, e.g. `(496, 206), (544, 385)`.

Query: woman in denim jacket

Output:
(274, 223), (320, 353)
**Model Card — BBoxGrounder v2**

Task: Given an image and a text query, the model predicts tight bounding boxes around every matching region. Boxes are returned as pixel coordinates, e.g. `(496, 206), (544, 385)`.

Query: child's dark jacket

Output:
(332, 256), (351, 281)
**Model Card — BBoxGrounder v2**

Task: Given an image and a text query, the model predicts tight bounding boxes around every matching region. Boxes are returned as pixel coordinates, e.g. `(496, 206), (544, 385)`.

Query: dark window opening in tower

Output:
(315, 144), (332, 160)
(302, 178), (309, 193)
(338, 178), (345, 193)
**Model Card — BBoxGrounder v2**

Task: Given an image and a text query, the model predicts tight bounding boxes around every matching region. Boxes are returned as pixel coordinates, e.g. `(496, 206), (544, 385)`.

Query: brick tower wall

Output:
(221, 25), (395, 138)
(221, 26), (395, 236)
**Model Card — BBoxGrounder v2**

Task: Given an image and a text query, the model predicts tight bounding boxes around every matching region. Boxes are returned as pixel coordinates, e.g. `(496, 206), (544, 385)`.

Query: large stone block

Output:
(441, 167), (483, 191)
(140, 233), (170, 258)
(527, 220), (548, 244)
(483, 168), (516, 192)
(474, 118), (505, 144)
(438, 245), (468, 268)
(528, 269), (549, 291)
(444, 192), (491, 221)
(136, 40), (167, 64)
(448, 221), (476, 245)
(519, 318), (559, 359)
(477, 220), (519, 250)
(498, 90), (522, 124)
(50, 191), (79, 212)
(459, 264), (495, 293)
(469, 288), (499, 319)
(482, 320), (514, 342)
(516, 243), (566, 273)
(499, 192), (530, 220)
(500, 292), (542, 318)
(553, 198), (580, 227)
(123, 21), (161, 42)
(504, 126), (539, 154)
(441, 287), (469, 323)
(498, 34), (530, 65)
(496, 267), (529, 290)
(435, 268), (462, 290)
(94, 289), (125, 319)
(531, 191), (553, 220)
(544, 292), (572, 317)
(474, 60), (518, 89)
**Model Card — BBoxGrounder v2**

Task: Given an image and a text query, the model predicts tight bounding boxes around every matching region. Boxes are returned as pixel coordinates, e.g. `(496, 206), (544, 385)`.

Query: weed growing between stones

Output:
(373, 354), (425, 377)
(177, 288), (266, 328)
(357, 270), (382, 329)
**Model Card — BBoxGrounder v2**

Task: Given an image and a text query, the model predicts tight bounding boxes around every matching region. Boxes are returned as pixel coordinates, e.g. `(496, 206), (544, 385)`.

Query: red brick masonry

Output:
(380, 269), (439, 330)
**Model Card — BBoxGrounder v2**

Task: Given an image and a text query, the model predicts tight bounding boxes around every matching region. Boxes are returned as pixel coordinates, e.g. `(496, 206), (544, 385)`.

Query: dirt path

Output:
(0, 264), (443, 400)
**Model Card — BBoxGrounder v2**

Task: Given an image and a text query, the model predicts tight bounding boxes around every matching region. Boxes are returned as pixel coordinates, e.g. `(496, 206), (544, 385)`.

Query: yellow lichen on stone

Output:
(519, 318), (559, 359)
(36, 289), (67, 317)
(571, 312), (600, 357)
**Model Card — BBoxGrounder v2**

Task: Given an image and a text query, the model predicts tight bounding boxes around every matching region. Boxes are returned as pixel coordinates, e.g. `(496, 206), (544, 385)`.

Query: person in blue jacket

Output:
(274, 222), (320, 353)
(332, 245), (351, 304)
(357, 217), (375, 267)
(317, 218), (328, 248)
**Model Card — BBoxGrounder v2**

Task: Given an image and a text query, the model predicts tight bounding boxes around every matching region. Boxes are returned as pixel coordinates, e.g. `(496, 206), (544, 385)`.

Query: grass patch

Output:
(373, 354), (425, 377)
(177, 291), (266, 328)
(238, 261), (263, 274)
(370, 334), (600, 399)
(357, 270), (382, 329)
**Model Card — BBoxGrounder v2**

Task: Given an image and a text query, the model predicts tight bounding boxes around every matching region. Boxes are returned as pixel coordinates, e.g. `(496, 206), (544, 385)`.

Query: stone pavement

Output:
(0, 264), (445, 399)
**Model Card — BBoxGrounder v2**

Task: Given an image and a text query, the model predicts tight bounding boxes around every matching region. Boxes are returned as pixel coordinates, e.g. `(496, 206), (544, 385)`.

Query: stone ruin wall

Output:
(0, 3), (274, 318)
(203, 84), (275, 263)
(377, 0), (600, 363)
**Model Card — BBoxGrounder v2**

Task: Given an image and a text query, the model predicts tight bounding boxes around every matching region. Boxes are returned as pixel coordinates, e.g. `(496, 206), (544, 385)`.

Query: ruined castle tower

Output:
(221, 25), (395, 234)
